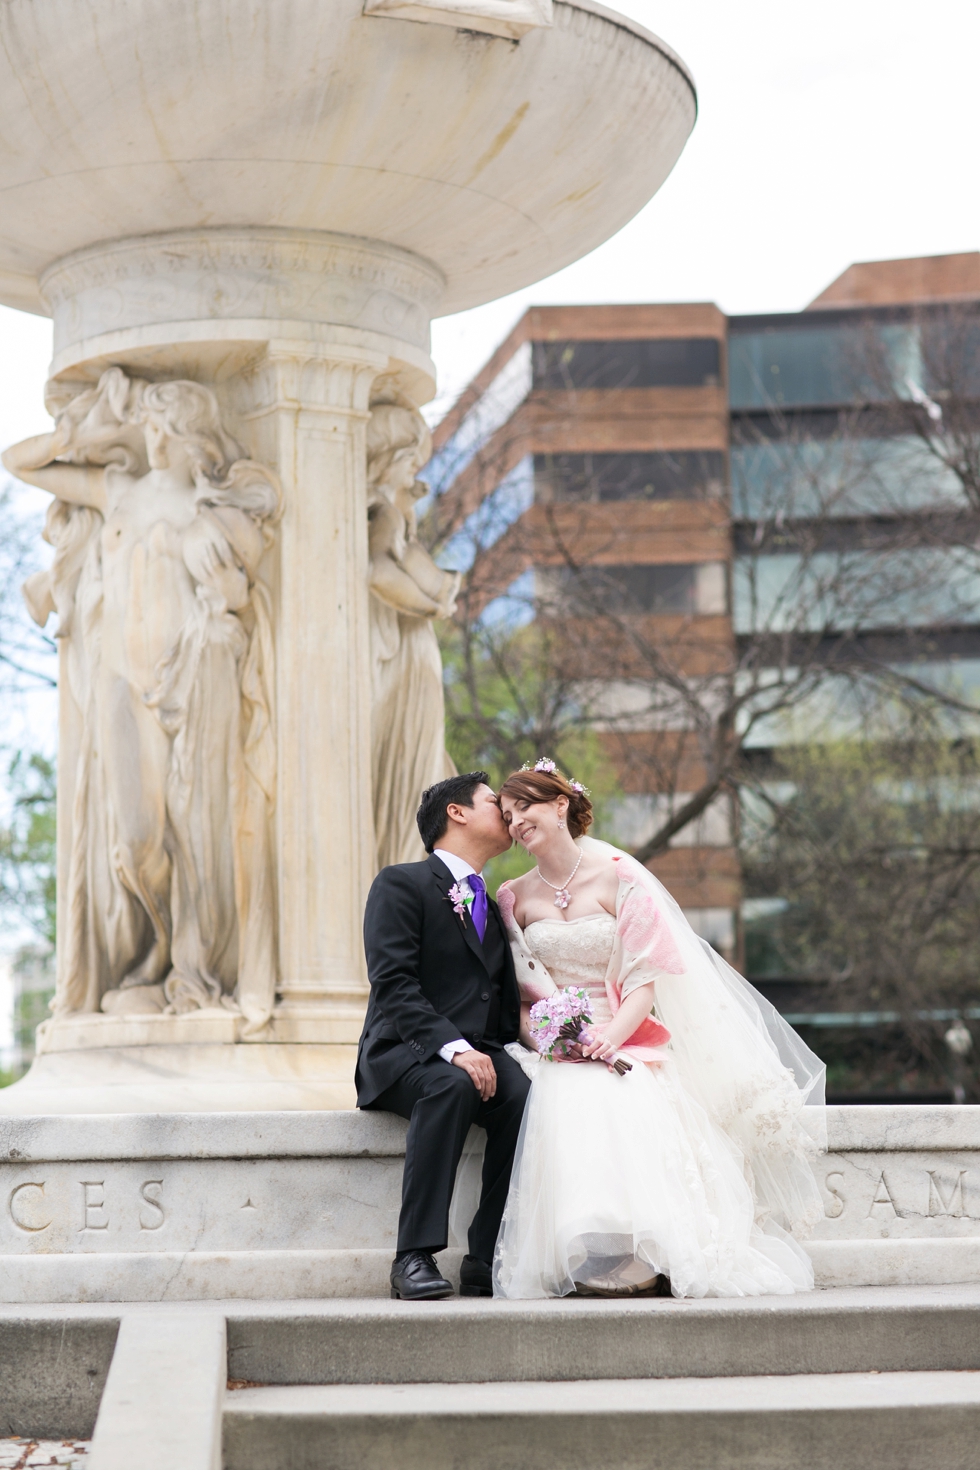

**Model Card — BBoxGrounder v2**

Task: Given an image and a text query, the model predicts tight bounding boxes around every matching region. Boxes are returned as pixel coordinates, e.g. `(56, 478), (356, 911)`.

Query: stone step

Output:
(225, 1286), (980, 1385)
(222, 1370), (980, 1470)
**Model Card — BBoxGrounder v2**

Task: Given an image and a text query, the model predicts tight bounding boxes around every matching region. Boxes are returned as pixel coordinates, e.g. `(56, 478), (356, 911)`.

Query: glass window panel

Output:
(731, 435), (964, 520)
(532, 338), (721, 390)
(733, 546), (980, 634)
(535, 450), (726, 502)
(560, 563), (701, 614)
(728, 324), (919, 410)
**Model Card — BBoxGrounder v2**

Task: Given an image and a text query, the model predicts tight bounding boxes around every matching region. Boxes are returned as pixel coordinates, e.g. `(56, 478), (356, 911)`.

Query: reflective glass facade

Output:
(532, 337), (721, 390)
(728, 317), (923, 410)
(730, 434), (961, 521)
(558, 563), (725, 616)
(535, 450), (726, 502)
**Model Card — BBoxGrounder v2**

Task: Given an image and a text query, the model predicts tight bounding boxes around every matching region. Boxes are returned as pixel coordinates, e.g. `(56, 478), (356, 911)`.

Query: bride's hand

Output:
(580, 1028), (618, 1068)
(556, 1041), (587, 1063)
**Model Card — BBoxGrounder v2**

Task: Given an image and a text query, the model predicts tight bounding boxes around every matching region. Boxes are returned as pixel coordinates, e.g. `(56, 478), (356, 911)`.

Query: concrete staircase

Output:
(4, 1287), (980, 1469)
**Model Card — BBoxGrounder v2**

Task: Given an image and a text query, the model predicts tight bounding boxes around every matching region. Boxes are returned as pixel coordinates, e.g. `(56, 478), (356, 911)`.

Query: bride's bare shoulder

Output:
(586, 850), (623, 904)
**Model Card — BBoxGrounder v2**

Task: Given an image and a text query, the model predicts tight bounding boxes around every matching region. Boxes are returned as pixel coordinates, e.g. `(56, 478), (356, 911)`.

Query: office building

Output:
(427, 253), (980, 964)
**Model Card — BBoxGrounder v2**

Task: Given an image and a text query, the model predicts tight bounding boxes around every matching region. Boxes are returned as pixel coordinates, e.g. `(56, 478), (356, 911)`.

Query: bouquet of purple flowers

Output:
(529, 986), (632, 1076)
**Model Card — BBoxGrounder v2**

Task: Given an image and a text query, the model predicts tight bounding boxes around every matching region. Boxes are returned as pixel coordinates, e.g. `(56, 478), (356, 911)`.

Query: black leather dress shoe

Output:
(459, 1254), (493, 1297)
(390, 1250), (454, 1301)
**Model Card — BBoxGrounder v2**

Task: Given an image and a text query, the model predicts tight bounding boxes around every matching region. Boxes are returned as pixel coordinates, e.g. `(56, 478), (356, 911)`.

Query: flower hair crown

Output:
(520, 756), (591, 797)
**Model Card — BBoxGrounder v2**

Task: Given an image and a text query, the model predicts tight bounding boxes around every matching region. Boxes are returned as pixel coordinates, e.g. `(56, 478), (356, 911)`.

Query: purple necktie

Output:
(468, 873), (488, 943)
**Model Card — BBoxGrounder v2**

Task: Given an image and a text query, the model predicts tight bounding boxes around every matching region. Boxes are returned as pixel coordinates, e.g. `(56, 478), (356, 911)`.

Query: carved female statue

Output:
(367, 401), (460, 868)
(2, 368), (280, 1033)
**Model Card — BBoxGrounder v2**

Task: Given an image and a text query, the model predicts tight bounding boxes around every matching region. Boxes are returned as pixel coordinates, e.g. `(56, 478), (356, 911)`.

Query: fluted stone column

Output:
(231, 344), (385, 1037)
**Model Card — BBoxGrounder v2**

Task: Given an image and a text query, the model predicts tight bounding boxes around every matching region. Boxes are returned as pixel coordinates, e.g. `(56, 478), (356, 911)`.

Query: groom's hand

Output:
(453, 1049), (497, 1100)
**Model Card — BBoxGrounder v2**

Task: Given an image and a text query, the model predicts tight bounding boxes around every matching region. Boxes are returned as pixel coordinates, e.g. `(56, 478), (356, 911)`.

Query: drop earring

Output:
(557, 819), (565, 830)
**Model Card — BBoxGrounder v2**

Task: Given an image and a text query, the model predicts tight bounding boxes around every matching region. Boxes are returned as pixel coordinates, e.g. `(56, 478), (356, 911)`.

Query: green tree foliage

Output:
(742, 733), (980, 1098)
(439, 621), (622, 894)
(0, 750), (56, 949)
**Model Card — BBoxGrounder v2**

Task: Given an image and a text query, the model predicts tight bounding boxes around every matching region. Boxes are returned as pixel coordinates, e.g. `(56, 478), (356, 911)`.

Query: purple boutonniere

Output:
(446, 881), (473, 923)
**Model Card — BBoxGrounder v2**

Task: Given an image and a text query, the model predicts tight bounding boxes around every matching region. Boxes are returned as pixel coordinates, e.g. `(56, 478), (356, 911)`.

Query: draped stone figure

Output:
(3, 368), (281, 1034)
(367, 401), (460, 869)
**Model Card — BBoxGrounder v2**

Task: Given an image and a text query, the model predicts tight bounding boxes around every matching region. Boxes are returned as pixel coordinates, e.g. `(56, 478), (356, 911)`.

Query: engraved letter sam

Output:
(824, 1171), (845, 1219)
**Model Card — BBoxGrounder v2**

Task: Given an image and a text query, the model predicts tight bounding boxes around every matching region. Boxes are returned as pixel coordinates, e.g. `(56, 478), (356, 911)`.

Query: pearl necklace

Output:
(537, 850), (583, 910)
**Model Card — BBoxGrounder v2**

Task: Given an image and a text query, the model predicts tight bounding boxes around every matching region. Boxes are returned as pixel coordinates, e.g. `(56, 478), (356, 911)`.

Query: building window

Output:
(536, 451), (726, 502)
(532, 338), (721, 391)
(728, 322), (920, 410)
(559, 562), (727, 616)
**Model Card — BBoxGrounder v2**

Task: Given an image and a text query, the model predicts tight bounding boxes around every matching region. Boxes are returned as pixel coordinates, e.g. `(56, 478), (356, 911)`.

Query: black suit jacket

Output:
(356, 854), (521, 1107)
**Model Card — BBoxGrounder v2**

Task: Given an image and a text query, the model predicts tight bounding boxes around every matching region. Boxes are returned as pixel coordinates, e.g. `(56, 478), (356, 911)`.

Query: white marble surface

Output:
(826, 1105), (980, 1151)
(42, 230), (444, 372)
(0, 0), (695, 319)
(0, 1044), (363, 1116)
(4, 373), (281, 1035)
(367, 400), (458, 868)
(0, 1109), (407, 1159)
(0, 1108), (979, 1301)
(0, 1158), (402, 1252)
(363, 0), (553, 41)
(812, 1151), (980, 1240)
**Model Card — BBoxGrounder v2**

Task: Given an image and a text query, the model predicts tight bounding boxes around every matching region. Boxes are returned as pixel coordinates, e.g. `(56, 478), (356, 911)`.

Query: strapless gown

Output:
(492, 915), (815, 1299)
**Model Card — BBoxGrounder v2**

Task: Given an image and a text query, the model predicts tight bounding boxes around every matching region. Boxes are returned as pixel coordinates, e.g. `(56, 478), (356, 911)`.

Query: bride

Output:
(490, 760), (826, 1300)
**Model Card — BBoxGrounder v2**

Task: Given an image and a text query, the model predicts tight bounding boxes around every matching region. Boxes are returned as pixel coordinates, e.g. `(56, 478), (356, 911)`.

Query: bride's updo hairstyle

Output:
(499, 761), (594, 839)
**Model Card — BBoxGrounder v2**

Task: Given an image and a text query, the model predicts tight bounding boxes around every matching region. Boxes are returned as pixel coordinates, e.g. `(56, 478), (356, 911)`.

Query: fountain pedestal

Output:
(1, 1107), (978, 1301)
(0, 0), (696, 1112)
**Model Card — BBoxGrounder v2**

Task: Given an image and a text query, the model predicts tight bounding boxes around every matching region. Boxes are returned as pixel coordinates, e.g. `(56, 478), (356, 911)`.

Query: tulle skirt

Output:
(491, 1056), (815, 1300)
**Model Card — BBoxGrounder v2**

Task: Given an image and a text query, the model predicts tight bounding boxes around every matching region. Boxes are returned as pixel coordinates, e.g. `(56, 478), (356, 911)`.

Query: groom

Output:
(357, 772), (529, 1301)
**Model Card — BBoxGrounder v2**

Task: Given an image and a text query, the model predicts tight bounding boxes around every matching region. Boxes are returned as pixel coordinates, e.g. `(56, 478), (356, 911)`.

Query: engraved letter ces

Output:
(139, 1179), (165, 1231)
(9, 1182), (51, 1233)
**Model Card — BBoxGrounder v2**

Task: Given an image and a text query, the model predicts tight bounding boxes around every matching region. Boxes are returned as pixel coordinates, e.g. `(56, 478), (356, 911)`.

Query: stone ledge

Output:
(826, 1106), (980, 1152)
(4, 1105), (980, 1160)
(0, 1110), (407, 1162)
(2, 1107), (979, 1304)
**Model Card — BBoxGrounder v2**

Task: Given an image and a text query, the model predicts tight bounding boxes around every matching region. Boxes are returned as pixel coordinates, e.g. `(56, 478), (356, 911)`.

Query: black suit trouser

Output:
(368, 1045), (530, 1260)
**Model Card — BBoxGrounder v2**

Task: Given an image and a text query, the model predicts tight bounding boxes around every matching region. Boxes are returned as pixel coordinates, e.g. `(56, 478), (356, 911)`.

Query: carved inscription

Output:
(139, 1180), (165, 1231)
(927, 1170), (966, 1218)
(80, 1181), (109, 1231)
(867, 1171), (901, 1219)
(813, 1158), (980, 1237)
(3, 1174), (174, 1239)
(824, 1171), (845, 1218)
(8, 1182), (50, 1233)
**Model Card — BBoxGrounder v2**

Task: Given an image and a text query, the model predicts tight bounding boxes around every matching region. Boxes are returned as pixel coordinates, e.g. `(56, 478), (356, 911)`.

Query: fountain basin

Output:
(0, 0), (695, 327)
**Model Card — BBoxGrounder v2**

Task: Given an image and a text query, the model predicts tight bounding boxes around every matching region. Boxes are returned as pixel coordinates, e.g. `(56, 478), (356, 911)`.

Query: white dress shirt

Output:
(432, 847), (480, 1063)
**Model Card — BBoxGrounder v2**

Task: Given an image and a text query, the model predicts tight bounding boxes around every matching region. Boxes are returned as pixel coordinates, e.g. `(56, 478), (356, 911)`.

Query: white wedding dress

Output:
(491, 914), (816, 1300)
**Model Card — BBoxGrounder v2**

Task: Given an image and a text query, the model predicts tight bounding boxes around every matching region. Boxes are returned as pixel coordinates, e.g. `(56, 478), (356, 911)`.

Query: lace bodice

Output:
(524, 914), (617, 1023)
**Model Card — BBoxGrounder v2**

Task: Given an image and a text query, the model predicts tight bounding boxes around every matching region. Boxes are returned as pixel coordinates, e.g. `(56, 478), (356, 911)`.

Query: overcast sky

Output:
(1, 0), (977, 445)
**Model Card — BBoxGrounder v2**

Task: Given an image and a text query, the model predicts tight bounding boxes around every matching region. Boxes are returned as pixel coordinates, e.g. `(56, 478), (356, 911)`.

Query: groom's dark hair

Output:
(417, 771), (490, 853)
